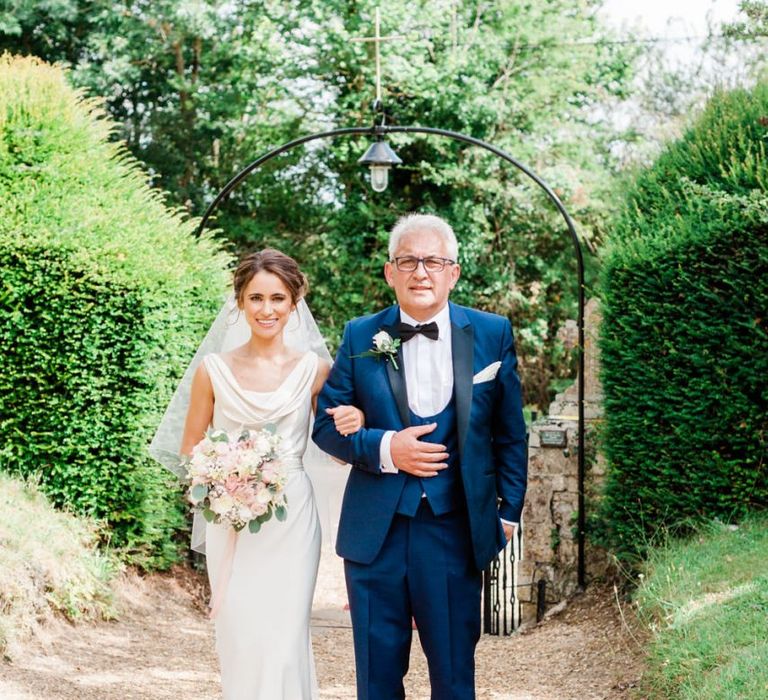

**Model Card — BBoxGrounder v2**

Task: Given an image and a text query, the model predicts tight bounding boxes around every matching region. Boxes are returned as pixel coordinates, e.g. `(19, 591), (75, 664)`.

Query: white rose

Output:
(210, 493), (234, 514)
(237, 451), (258, 471)
(256, 487), (274, 505)
(238, 505), (253, 522)
(214, 441), (230, 456)
(219, 451), (242, 475)
(252, 434), (272, 457)
(194, 437), (214, 455)
(373, 330), (392, 351)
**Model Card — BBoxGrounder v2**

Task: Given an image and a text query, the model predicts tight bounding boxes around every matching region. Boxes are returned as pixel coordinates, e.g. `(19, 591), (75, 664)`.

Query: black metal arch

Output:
(196, 124), (587, 589)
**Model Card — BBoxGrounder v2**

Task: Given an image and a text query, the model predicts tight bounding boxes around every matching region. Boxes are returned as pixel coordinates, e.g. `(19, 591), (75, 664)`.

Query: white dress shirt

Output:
(379, 305), (452, 472)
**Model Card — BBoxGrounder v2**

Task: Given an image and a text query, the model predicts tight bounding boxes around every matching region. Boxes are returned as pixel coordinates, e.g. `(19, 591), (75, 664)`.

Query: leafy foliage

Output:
(0, 55), (230, 566)
(0, 0), (303, 206)
(596, 82), (768, 558)
(213, 0), (632, 407)
(723, 1), (768, 40)
(0, 0), (637, 408)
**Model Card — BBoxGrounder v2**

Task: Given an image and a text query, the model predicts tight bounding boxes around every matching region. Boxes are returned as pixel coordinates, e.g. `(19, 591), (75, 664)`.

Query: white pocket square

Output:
(472, 361), (501, 384)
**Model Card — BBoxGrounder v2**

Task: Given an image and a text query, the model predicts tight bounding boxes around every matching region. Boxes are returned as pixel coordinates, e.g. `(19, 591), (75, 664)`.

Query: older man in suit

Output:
(313, 213), (527, 700)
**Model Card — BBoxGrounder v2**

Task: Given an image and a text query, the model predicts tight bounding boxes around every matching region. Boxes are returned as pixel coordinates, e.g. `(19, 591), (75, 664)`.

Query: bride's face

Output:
(240, 270), (296, 340)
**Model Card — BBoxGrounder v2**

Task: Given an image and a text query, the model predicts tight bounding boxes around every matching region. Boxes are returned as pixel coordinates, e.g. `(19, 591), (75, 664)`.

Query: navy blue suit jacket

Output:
(312, 302), (527, 570)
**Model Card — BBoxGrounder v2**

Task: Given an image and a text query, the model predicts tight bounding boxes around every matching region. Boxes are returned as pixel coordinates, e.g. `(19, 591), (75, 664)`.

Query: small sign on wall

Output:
(539, 429), (567, 448)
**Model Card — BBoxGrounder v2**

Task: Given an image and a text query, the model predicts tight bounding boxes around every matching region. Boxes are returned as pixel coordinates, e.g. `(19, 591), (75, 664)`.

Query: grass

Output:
(632, 516), (768, 699)
(0, 473), (119, 656)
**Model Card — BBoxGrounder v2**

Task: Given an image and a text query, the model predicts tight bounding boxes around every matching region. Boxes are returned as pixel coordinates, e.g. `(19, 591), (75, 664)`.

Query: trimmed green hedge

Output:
(0, 55), (230, 567)
(597, 83), (768, 557)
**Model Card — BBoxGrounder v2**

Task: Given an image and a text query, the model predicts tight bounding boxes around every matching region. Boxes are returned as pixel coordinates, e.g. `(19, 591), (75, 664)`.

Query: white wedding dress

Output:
(203, 350), (322, 699)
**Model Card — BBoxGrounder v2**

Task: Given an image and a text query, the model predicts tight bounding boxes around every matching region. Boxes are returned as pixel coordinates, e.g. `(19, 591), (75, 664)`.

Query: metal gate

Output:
(482, 524), (523, 635)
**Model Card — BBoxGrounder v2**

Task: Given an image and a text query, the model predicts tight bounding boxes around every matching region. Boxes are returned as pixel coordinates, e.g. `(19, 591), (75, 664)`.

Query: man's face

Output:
(384, 227), (460, 321)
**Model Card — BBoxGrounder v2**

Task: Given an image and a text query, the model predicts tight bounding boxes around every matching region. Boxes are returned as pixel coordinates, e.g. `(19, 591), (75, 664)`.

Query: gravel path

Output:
(0, 550), (645, 699)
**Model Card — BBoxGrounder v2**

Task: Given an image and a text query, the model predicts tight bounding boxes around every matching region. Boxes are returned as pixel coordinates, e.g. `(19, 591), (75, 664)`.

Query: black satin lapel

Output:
(452, 323), (474, 457)
(382, 325), (410, 428)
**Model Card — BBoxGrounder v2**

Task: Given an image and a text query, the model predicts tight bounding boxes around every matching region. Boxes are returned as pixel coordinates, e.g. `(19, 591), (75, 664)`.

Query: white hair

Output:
(388, 214), (459, 261)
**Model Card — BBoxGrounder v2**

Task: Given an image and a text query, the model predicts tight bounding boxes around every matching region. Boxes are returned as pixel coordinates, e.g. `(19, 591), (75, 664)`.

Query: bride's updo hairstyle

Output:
(233, 249), (308, 306)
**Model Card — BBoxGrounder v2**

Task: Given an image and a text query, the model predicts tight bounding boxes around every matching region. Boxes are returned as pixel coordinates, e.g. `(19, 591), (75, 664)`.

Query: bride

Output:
(171, 249), (361, 699)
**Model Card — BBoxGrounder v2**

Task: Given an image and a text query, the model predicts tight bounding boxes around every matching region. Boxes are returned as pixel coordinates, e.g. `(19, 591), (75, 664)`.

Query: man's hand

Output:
(502, 521), (517, 543)
(390, 423), (449, 477)
(326, 405), (365, 437)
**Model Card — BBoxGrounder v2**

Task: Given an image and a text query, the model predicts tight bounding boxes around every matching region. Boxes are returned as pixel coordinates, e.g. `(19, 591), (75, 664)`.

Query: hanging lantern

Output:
(358, 139), (403, 192)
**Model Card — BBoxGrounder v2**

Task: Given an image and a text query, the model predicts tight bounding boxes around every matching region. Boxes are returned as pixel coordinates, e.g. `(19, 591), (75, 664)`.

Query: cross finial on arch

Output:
(350, 7), (406, 104)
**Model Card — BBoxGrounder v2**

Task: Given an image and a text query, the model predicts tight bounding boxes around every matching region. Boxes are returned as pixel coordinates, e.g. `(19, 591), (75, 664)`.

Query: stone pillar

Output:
(518, 298), (604, 625)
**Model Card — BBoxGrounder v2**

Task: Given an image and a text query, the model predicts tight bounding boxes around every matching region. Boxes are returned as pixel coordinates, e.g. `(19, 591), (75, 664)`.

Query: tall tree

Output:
(1, 0), (308, 204)
(222, 0), (635, 407)
(1, 0), (637, 408)
(724, 0), (768, 39)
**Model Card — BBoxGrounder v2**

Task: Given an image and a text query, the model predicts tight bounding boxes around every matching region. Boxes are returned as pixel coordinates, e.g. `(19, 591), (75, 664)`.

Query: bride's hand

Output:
(326, 405), (365, 437)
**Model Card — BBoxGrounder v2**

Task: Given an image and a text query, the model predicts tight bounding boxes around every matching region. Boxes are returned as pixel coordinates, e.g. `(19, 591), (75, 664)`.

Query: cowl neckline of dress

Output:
(204, 351), (318, 425)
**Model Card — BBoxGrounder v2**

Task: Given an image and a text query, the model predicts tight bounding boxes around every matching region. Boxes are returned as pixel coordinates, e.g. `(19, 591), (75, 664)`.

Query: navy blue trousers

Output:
(344, 501), (482, 700)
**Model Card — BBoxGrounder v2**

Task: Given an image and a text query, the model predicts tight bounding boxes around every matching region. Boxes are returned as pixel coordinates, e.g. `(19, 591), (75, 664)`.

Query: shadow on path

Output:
(0, 554), (644, 700)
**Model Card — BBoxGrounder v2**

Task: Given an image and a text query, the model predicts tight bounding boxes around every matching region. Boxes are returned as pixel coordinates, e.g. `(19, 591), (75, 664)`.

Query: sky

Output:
(600, 0), (742, 37)
(599, 0), (743, 67)
(594, 1), (748, 159)
(596, 0), (752, 82)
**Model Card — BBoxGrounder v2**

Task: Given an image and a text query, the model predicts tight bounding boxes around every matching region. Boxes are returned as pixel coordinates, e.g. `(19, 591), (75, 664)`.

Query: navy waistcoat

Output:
(395, 396), (463, 516)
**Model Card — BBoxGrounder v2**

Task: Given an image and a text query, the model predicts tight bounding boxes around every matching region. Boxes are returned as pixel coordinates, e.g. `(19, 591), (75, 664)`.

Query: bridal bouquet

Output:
(183, 427), (288, 533)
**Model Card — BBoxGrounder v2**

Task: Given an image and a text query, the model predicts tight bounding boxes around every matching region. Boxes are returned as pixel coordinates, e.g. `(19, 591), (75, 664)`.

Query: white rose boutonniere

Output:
(351, 330), (401, 370)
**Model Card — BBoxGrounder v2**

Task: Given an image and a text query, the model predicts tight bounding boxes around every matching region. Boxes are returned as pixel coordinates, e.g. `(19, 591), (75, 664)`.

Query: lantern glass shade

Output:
(370, 164), (390, 192)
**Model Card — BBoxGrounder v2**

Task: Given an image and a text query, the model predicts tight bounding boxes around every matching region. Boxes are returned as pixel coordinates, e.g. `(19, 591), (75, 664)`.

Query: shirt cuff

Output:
(379, 431), (398, 473)
(500, 518), (518, 527)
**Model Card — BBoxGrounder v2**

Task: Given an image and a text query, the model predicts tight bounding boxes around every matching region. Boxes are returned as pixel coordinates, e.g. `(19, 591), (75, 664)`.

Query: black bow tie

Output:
(397, 321), (439, 342)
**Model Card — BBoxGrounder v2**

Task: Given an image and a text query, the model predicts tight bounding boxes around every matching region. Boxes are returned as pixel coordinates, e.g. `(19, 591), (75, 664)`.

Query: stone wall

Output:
(517, 298), (605, 624)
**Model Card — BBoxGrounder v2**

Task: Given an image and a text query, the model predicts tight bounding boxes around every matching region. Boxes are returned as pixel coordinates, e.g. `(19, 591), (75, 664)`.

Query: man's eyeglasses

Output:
(391, 256), (456, 273)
